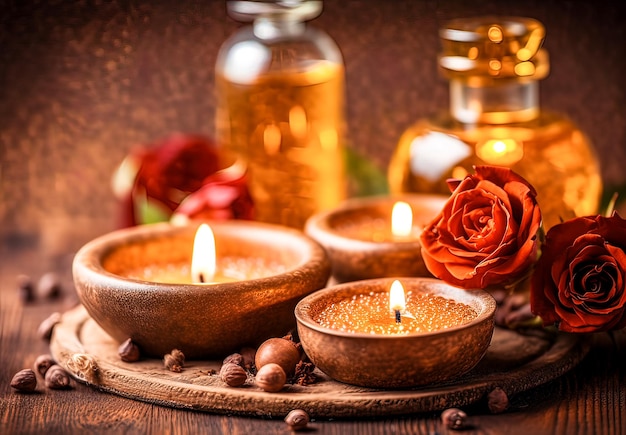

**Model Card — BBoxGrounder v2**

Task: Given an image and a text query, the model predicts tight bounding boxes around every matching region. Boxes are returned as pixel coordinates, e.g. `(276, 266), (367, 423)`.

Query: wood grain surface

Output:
(49, 305), (588, 419)
(2, 246), (626, 434)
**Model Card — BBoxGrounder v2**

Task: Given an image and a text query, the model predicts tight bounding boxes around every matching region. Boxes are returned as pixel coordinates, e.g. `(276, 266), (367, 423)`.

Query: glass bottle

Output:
(388, 17), (602, 230)
(215, 0), (347, 229)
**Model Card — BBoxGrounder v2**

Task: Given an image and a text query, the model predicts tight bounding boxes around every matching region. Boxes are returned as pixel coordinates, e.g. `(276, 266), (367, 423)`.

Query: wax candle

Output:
(335, 201), (421, 242)
(75, 220), (332, 358)
(314, 280), (477, 335)
(122, 223), (285, 284)
(295, 277), (496, 388)
(305, 194), (449, 282)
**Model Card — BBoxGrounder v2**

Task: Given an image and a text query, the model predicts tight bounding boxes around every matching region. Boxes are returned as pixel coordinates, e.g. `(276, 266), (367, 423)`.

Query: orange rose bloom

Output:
(530, 213), (626, 333)
(420, 166), (542, 290)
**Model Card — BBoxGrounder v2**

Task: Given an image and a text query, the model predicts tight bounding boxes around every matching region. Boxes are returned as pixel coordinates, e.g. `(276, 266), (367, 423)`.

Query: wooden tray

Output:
(50, 305), (589, 419)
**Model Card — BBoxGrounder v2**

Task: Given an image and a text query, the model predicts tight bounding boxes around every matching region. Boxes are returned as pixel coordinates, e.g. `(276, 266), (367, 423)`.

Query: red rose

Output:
(530, 213), (626, 333)
(115, 134), (253, 227)
(172, 164), (254, 222)
(420, 166), (542, 290)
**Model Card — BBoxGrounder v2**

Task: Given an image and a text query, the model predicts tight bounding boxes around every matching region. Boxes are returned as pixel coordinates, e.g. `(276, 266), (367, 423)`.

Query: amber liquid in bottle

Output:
(389, 17), (602, 230)
(216, 61), (346, 229)
(389, 113), (602, 230)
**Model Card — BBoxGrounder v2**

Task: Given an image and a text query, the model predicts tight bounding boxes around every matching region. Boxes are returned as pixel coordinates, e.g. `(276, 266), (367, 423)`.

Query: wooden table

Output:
(1, 238), (625, 434)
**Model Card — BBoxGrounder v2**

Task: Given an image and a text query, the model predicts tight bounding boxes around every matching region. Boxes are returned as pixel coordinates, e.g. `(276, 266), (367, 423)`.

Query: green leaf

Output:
(135, 195), (171, 225)
(344, 147), (389, 197)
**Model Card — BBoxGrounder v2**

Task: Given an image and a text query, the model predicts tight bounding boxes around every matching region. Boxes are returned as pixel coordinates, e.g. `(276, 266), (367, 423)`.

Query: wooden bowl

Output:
(304, 194), (447, 283)
(73, 221), (331, 359)
(295, 278), (496, 388)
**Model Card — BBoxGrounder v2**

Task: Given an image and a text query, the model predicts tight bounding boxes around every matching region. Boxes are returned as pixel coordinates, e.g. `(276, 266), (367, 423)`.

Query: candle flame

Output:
(191, 223), (216, 284)
(391, 201), (413, 238)
(389, 280), (406, 313)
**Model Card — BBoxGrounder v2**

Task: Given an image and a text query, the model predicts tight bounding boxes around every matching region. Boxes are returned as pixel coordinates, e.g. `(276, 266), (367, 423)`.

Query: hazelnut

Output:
(37, 272), (62, 300)
(487, 387), (509, 414)
(33, 354), (56, 377)
(45, 365), (71, 389)
(284, 409), (310, 431)
(10, 369), (38, 393)
(118, 338), (141, 362)
(255, 363), (286, 393)
(441, 408), (467, 430)
(255, 337), (301, 377)
(223, 353), (244, 367)
(220, 363), (248, 387)
(37, 312), (62, 341)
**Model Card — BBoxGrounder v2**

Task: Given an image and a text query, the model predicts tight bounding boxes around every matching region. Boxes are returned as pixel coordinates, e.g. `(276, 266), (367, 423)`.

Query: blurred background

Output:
(1, 0), (625, 266)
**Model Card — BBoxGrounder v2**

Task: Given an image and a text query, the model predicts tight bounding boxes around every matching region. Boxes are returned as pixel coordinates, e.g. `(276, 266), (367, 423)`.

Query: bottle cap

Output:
(439, 16), (549, 85)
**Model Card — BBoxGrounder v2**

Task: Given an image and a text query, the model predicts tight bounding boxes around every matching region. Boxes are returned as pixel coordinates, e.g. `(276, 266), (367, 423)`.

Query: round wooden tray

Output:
(50, 305), (589, 419)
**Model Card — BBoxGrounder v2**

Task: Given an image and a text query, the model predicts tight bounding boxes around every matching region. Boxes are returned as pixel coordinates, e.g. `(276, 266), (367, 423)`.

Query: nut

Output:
(33, 354), (56, 377)
(17, 274), (35, 303)
(504, 302), (542, 329)
(220, 363), (248, 387)
(37, 312), (62, 341)
(441, 408), (467, 430)
(284, 409), (309, 431)
(487, 387), (509, 414)
(37, 272), (62, 300)
(164, 349), (185, 373)
(255, 363), (286, 393)
(255, 337), (302, 377)
(223, 353), (244, 367)
(240, 347), (256, 370)
(118, 338), (141, 362)
(10, 369), (37, 392)
(45, 365), (71, 389)
(495, 293), (527, 326)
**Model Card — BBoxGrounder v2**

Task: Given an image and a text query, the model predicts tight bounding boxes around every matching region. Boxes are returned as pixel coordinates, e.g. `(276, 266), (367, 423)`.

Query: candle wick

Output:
(199, 273), (205, 283)
(395, 310), (401, 323)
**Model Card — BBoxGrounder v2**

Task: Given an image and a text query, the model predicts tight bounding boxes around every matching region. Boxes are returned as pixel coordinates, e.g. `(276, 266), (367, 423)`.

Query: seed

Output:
(11, 369), (37, 392)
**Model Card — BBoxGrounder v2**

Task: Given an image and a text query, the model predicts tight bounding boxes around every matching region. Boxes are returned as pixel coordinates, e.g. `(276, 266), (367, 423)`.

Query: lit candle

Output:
(314, 280), (476, 335)
(295, 278), (497, 388)
(391, 201), (413, 239)
(389, 279), (406, 323)
(76, 220), (332, 359)
(332, 200), (418, 242)
(191, 223), (216, 283)
(304, 194), (449, 282)
(122, 224), (284, 284)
